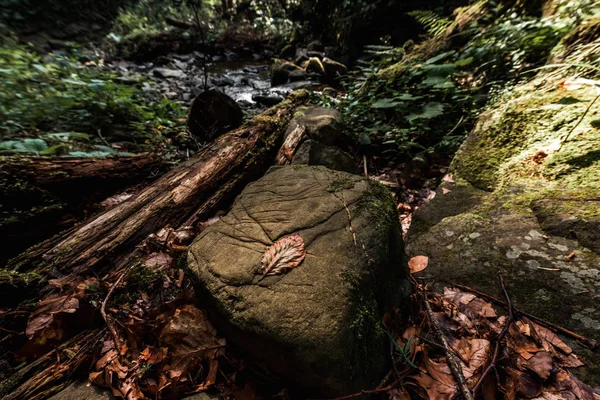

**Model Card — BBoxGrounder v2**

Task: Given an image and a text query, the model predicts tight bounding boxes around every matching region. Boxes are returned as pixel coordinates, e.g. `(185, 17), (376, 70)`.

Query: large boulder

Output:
(187, 89), (243, 140)
(187, 166), (411, 396)
(406, 22), (600, 385)
(284, 106), (343, 146)
(292, 139), (356, 173)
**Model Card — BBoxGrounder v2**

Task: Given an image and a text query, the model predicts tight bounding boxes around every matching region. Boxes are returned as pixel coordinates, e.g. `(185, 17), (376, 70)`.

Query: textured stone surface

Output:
(291, 139), (356, 173)
(284, 106), (343, 146)
(188, 165), (411, 396)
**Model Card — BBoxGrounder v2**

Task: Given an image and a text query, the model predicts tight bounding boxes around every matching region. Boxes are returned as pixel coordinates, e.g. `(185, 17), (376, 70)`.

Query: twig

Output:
(189, 1), (209, 91)
(558, 91), (600, 152)
(417, 335), (470, 366)
(453, 283), (597, 349)
(422, 290), (474, 400)
(97, 129), (111, 147)
(472, 274), (514, 395)
(101, 267), (131, 349)
(363, 155), (368, 177)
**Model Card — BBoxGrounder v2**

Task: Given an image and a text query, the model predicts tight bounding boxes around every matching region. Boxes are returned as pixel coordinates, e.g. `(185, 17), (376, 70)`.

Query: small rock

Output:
(288, 69), (307, 82)
(322, 57), (348, 82)
(252, 93), (284, 107)
(305, 57), (326, 77)
(291, 140), (356, 173)
(284, 106), (343, 146)
(187, 89), (243, 140)
(152, 68), (186, 79)
(307, 40), (324, 52)
(270, 59), (304, 86)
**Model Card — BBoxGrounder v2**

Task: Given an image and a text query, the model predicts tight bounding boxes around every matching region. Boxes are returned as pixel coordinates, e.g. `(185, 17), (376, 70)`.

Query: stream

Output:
(106, 52), (318, 116)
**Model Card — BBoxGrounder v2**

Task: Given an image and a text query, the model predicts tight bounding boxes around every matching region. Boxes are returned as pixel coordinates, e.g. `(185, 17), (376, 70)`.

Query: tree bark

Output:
(3, 91), (309, 305)
(0, 153), (163, 264)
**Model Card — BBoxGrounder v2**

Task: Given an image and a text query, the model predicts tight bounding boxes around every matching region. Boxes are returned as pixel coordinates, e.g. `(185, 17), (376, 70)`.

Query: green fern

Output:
(407, 10), (452, 37)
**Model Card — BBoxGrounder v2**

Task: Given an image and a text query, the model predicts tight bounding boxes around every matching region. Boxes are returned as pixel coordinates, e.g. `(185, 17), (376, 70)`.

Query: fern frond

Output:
(407, 10), (452, 37)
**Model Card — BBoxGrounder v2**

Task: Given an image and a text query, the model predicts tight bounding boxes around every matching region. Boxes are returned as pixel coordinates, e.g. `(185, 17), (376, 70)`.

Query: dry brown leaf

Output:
(408, 255), (429, 274)
(443, 287), (476, 305)
(442, 174), (455, 183)
(442, 188), (452, 194)
(526, 351), (553, 380)
(453, 338), (491, 381)
(261, 234), (306, 276)
(531, 321), (572, 355)
(412, 356), (457, 399)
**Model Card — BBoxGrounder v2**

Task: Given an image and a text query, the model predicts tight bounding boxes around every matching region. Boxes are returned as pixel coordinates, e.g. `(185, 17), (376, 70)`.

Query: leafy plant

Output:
(407, 10), (452, 37)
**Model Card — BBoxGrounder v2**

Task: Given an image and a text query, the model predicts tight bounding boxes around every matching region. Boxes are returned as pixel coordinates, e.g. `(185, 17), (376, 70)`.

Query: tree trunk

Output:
(0, 153), (163, 264)
(3, 91), (309, 305)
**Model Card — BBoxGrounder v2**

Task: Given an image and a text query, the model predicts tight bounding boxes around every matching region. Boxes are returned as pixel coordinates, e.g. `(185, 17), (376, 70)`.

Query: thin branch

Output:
(558, 91), (600, 152)
(472, 274), (514, 395)
(453, 283), (597, 349)
(189, 1), (209, 91)
(101, 267), (131, 349)
(422, 290), (474, 400)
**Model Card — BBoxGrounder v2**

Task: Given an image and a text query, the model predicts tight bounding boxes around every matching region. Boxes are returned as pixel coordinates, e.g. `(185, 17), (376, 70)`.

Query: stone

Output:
(288, 69), (307, 82)
(187, 89), (243, 140)
(284, 106), (343, 146)
(270, 59), (304, 87)
(292, 139), (356, 173)
(305, 57), (326, 77)
(307, 40), (324, 52)
(152, 67), (186, 79)
(252, 93), (284, 107)
(322, 57), (348, 81)
(188, 166), (411, 396)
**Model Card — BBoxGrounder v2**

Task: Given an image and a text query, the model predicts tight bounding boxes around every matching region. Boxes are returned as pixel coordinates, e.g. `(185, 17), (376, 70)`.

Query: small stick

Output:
(453, 283), (597, 349)
(417, 335), (470, 366)
(101, 267), (131, 349)
(422, 290), (474, 400)
(363, 155), (368, 177)
(472, 274), (514, 395)
(558, 92), (600, 152)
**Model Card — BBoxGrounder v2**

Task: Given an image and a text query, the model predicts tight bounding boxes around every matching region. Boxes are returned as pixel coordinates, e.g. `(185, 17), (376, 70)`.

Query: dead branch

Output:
(472, 274), (514, 395)
(101, 267), (131, 350)
(422, 290), (474, 400)
(453, 283), (597, 349)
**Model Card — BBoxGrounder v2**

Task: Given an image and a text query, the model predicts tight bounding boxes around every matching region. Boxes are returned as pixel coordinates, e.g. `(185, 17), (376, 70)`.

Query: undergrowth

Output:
(0, 45), (186, 156)
(315, 2), (578, 166)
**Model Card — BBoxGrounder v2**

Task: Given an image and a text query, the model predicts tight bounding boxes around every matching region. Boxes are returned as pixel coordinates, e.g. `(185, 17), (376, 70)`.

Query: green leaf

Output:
(45, 132), (90, 141)
(371, 98), (403, 109)
(406, 102), (445, 123)
(455, 57), (474, 67)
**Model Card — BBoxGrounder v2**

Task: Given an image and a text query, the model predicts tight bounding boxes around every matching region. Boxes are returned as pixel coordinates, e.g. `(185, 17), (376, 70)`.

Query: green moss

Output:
(357, 180), (398, 231)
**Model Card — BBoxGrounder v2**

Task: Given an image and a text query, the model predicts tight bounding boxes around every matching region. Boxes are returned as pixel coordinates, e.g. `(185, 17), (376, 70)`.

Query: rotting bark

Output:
(3, 90), (309, 305)
(0, 153), (163, 264)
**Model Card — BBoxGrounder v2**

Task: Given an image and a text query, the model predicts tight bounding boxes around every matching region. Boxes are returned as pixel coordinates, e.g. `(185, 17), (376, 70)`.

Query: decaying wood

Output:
(0, 153), (162, 264)
(274, 124), (306, 165)
(1, 328), (105, 400)
(4, 91), (309, 304)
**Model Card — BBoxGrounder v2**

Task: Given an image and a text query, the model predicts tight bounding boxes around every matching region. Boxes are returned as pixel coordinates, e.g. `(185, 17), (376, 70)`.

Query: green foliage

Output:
(0, 45), (185, 151)
(407, 10), (451, 37)
(318, 4), (580, 165)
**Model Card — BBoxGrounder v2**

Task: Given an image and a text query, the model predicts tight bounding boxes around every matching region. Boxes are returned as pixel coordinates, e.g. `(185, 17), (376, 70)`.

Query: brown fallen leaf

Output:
(261, 234), (306, 276)
(442, 188), (453, 194)
(526, 351), (553, 380)
(408, 255), (429, 274)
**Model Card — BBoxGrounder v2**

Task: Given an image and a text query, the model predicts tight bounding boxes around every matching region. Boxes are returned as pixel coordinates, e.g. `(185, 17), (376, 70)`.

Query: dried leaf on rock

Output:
(531, 321), (573, 355)
(453, 338), (491, 381)
(408, 255), (429, 273)
(260, 234), (306, 276)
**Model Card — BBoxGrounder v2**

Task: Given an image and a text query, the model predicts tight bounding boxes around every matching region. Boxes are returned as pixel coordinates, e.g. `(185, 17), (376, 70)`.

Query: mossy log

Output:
(3, 91), (309, 305)
(0, 153), (163, 264)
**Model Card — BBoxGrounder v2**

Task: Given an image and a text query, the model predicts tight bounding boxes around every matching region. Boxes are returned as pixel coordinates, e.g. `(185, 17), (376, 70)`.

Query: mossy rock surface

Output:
(407, 17), (600, 385)
(188, 165), (411, 397)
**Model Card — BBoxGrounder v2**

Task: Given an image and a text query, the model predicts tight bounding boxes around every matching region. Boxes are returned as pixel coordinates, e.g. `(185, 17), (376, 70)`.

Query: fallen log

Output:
(3, 90), (309, 305)
(0, 153), (163, 264)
